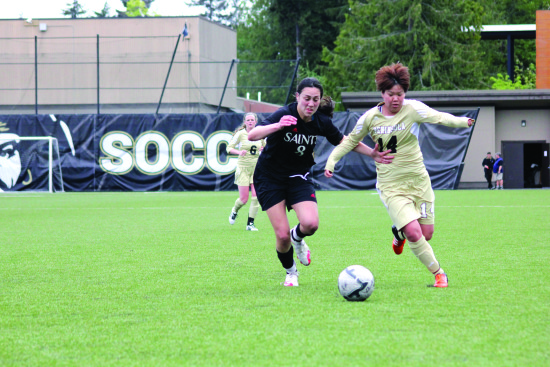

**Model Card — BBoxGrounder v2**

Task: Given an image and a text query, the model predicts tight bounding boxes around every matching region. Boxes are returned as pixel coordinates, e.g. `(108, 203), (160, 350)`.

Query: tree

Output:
(236, 0), (348, 104)
(119, 0), (155, 9)
(238, 0), (347, 66)
(321, 0), (487, 104)
(62, 0), (86, 18)
(490, 63), (536, 89)
(117, 0), (155, 17)
(185, 0), (242, 28)
(94, 2), (111, 18)
(479, 0), (550, 85)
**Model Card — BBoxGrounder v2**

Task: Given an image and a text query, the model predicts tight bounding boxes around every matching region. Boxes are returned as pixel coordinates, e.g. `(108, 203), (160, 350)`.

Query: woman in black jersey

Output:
(248, 77), (393, 287)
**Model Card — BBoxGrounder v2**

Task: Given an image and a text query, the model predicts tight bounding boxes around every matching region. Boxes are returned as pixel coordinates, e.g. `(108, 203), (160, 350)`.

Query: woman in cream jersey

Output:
(226, 112), (265, 231)
(324, 63), (475, 288)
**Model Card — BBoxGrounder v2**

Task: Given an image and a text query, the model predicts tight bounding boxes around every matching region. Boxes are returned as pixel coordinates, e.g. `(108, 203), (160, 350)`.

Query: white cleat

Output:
(229, 211), (237, 225)
(283, 272), (299, 287)
(292, 237), (311, 266)
(246, 224), (258, 231)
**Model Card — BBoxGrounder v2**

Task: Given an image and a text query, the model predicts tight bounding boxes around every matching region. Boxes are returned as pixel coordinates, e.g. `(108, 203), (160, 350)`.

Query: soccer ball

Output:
(338, 265), (375, 302)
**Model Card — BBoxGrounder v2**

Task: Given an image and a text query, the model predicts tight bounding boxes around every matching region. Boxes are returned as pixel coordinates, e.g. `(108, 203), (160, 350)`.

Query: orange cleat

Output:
(392, 237), (406, 255)
(434, 273), (448, 288)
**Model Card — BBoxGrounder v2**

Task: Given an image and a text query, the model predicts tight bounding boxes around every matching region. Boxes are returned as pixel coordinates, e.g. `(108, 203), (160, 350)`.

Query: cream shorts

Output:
(377, 173), (435, 230)
(234, 166), (255, 186)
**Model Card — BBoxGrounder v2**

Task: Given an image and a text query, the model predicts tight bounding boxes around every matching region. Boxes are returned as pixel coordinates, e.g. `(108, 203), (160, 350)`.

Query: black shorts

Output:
(253, 169), (317, 211)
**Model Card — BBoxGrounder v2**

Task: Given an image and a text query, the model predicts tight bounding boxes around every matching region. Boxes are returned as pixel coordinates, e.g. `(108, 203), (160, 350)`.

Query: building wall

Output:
(0, 17), (237, 111)
(495, 109), (550, 147)
(461, 106), (496, 183)
(197, 19), (237, 107)
(461, 108), (550, 186)
(236, 98), (280, 114)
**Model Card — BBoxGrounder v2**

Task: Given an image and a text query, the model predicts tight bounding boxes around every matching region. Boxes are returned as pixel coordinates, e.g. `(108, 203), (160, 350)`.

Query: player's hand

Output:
(278, 115), (297, 129)
(468, 119), (475, 127)
(239, 150), (247, 157)
(372, 143), (394, 164)
(324, 169), (333, 178)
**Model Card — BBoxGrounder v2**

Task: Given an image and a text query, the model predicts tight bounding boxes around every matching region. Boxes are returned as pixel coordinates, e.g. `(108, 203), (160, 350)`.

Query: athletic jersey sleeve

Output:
(258, 106), (288, 127)
(320, 115), (345, 146)
(226, 130), (243, 152)
(407, 100), (471, 128)
(325, 109), (373, 172)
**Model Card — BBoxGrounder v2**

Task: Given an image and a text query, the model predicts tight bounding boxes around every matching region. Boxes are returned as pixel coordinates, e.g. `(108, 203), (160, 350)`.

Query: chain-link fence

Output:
(0, 35), (298, 114)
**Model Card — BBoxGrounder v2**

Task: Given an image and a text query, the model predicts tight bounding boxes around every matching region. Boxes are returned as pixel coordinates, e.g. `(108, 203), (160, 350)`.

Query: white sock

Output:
(286, 263), (297, 274)
(291, 226), (303, 242)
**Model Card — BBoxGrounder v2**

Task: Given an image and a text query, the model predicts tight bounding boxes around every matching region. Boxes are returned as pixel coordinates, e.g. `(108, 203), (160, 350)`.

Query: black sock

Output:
(293, 223), (308, 239)
(277, 247), (294, 269)
(247, 217), (254, 226)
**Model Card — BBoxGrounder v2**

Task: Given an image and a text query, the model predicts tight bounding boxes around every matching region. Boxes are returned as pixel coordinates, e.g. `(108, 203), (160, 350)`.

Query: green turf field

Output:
(1, 190), (548, 366)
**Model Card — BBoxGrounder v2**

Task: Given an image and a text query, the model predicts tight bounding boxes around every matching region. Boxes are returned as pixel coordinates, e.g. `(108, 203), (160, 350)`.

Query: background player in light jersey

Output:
(324, 63), (475, 288)
(248, 77), (393, 287)
(226, 112), (266, 231)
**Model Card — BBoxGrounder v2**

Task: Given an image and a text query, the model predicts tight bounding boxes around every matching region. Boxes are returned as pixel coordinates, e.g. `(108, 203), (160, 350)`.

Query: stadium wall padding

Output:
(0, 110), (478, 192)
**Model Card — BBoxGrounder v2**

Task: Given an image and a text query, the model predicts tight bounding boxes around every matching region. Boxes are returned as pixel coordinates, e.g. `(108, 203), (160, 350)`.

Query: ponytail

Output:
(318, 96), (335, 118)
(233, 123), (246, 134)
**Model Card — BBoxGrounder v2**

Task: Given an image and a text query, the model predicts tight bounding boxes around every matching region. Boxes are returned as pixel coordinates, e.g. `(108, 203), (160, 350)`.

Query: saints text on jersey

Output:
(284, 132), (317, 145)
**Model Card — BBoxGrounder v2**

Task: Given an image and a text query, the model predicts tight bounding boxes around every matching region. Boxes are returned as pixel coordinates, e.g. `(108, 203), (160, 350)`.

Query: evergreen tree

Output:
(238, 0), (347, 67)
(236, 0), (348, 104)
(94, 2), (111, 18)
(62, 0), (86, 18)
(185, 0), (242, 28)
(321, 0), (487, 103)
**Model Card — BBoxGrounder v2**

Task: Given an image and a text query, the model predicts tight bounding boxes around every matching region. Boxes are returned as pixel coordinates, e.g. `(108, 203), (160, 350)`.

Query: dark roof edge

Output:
(341, 89), (550, 110)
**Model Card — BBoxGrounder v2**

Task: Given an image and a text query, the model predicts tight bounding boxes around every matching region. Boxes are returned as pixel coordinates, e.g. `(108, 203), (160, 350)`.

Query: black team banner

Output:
(0, 110), (478, 192)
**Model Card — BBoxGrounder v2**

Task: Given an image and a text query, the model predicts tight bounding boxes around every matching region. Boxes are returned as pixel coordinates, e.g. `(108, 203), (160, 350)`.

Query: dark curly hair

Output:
(375, 63), (410, 93)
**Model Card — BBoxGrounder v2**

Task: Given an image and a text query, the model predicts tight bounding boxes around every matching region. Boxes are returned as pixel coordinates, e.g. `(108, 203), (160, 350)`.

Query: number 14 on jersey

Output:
(378, 136), (397, 153)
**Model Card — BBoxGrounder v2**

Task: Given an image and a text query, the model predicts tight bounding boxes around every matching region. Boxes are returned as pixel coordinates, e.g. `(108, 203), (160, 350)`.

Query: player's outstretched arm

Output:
(353, 142), (394, 164)
(248, 115), (296, 141)
(325, 142), (394, 178)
